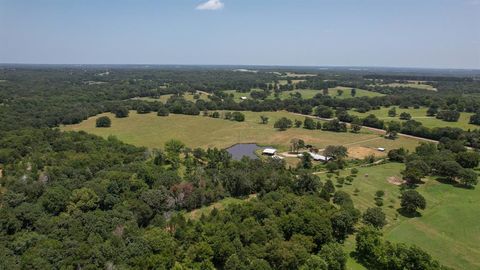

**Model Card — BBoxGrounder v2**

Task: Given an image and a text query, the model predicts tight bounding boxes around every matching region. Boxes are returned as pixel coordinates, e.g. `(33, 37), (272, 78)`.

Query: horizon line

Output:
(1, 63), (479, 72)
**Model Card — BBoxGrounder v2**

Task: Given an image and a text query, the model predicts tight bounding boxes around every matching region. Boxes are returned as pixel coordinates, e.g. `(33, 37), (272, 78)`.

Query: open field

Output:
(277, 79), (305, 85)
(373, 82), (437, 91)
(224, 86), (383, 102)
(61, 111), (420, 152)
(131, 91), (210, 103)
(185, 194), (257, 220)
(283, 72), (317, 77)
(349, 107), (477, 130)
(336, 163), (480, 270)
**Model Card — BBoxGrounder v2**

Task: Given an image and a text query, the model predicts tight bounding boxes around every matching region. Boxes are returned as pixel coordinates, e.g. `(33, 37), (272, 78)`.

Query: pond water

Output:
(226, 143), (264, 160)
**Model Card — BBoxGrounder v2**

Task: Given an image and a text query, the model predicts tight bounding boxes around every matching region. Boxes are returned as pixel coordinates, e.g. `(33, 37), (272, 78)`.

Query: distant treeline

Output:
(363, 74), (474, 82)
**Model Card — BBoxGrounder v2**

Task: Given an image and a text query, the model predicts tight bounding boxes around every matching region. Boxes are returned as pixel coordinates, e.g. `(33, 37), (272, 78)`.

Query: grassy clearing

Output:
(131, 92), (210, 103)
(184, 195), (257, 220)
(277, 79), (305, 85)
(349, 107), (477, 130)
(224, 87), (383, 102)
(381, 82), (437, 91)
(283, 72), (317, 77)
(335, 163), (480, 270)
(61, 111), (420, 152)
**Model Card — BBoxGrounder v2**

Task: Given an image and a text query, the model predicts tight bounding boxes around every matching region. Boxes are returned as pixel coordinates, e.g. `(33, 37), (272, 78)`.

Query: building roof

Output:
(262, 148), (277, 155)
(308, 152), (331, 161)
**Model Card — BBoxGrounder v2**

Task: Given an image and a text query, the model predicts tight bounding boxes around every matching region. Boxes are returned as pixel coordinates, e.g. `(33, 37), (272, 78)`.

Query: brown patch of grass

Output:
(388, 176), (406, 186)
(348, 146), (384, 159)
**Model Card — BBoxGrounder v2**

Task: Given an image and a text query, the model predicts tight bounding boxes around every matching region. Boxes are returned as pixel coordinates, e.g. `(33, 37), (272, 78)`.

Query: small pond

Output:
(226, 143), (267, 160)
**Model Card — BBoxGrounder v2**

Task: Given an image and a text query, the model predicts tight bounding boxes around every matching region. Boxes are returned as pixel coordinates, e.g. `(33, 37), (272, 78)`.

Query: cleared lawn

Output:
(336, 163), (480, 270)
(224, 87), (383, 102)
(349, 107), (477, 130)
(61, 111), (420, 152)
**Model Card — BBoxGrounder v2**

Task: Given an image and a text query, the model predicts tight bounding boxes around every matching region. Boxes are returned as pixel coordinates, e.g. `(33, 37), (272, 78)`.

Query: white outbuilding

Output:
(262, 148), (277, 156)
(308, 152), (332, 162)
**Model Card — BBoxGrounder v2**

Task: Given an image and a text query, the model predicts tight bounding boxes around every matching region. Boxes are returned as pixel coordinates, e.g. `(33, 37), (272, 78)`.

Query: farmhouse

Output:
(262, 148), (277, 156)
(240, 96), (248, 100)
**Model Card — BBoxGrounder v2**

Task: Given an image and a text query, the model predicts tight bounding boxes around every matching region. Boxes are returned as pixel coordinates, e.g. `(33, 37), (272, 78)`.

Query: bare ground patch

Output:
(348, 146), (385, 159)
(388, 176), (406, 186)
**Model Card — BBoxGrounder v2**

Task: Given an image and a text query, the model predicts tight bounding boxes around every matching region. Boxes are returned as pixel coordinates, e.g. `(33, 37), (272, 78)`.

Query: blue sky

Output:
(0, 0), (479, 68)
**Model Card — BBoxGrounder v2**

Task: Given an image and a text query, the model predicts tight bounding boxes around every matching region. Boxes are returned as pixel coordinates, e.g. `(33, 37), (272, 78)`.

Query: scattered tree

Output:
(400, 190), (426, 215)
(399, 112), (412, 120)
(260, 115), (269, 124)
(459, 169), (478, 188)
(274, 117), (293, 131)
(114, 106), (129, 118)
(362, 207), (386, 228)
(295, 119), (303, 128)
(350, 88), (356, 97)
(304, 117), (316, 130)
(388, 107), (397, 117)
(157, 107), (170, 116)
(96, 116), (111, 128)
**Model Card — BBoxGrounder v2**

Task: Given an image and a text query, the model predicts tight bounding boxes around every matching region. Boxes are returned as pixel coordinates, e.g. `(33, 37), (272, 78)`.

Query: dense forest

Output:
(1, 65), (479, 269)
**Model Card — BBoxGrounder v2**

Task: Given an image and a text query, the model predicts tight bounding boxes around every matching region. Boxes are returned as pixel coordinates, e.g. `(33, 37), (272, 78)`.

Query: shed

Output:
(377, 147), (386, 152)
(240, 96), (248, 100)
(308, 152), (332, 162)
(262, 148), (277, 156)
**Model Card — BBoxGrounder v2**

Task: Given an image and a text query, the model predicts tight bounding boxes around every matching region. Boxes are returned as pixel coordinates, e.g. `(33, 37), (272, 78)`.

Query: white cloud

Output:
(196, 0), (224, 10)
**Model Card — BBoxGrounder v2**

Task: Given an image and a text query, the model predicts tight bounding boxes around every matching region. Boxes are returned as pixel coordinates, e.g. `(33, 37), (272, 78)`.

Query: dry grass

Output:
(61, 111), (421, 152)
(348, 146), (384, 159)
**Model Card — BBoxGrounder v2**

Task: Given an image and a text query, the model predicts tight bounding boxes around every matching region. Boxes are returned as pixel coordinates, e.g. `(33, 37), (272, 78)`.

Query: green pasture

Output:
(61, 111), (419, 152)
(131, 91), (210, 103)
(349, 107), (477, 130)
(336, 163), (480, 270)
(224, 86), (383, 102)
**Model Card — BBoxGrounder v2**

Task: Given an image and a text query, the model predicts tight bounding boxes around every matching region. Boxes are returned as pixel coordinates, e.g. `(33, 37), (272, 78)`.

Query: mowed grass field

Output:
(61, 111), (420, 152)
(336, 163), (480, 270)
(349, 107), (477, 130)
(224, 86), (383, 102)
